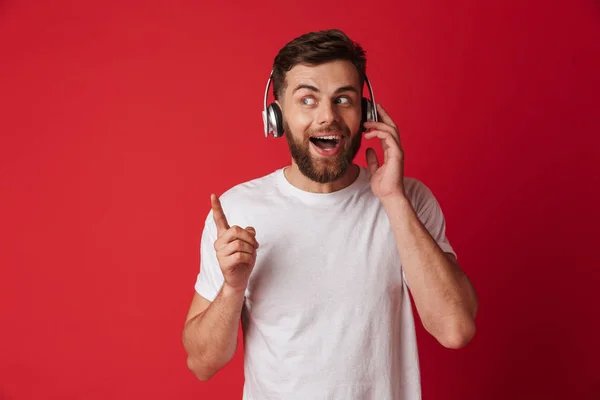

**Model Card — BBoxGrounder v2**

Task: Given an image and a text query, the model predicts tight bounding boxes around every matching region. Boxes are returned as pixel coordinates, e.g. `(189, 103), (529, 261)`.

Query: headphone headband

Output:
(262, 71), (275, 137)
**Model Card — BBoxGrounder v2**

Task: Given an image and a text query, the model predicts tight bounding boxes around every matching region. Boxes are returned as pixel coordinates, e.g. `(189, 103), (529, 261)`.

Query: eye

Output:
(336, 96), (351, 104)
(301, 97), (316, 105)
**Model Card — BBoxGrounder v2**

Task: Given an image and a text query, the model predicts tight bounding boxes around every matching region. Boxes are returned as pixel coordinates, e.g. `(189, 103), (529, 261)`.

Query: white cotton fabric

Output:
(195, 166), (455, 400)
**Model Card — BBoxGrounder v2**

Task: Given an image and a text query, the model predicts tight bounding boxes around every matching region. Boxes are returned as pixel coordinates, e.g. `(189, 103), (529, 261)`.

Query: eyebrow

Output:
(292, 84), (359, 95)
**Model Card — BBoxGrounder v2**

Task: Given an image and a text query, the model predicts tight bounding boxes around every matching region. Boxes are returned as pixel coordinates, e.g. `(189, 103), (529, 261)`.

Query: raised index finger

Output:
(211, 194), (230, 236)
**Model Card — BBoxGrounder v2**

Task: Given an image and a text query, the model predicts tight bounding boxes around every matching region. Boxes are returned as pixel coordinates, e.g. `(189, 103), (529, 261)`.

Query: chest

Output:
(242, 205), (404, 319)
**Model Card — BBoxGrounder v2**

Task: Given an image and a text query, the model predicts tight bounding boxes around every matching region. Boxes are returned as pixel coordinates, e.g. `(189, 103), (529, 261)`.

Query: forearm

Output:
(183, 284), (245, 380)
(382, 194), (477, 348)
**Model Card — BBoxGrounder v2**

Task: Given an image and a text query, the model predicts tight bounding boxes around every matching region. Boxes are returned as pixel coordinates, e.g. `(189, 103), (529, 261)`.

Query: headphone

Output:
(262, 70), (378, 138)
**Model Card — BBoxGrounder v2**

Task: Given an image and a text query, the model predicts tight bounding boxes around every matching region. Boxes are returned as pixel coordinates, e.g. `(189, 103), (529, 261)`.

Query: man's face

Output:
(278, 60), (363, 183)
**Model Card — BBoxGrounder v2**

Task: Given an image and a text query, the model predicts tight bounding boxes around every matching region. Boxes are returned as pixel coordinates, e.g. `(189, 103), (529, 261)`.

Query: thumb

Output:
(366, 147), (379, 176)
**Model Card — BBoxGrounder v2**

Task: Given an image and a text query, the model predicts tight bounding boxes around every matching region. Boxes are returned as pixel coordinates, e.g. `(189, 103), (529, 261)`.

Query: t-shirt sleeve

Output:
(194, 212), (224, 302)
(402, 179), (457, 285)
(408, 178), (457, 259)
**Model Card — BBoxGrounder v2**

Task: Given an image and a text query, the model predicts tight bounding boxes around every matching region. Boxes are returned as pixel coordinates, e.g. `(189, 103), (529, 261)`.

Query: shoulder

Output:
(402, 176), (445, 219)
(204, 169), (282, 225)
(403, 176), (435, 204)
(218, 169), (281, 204)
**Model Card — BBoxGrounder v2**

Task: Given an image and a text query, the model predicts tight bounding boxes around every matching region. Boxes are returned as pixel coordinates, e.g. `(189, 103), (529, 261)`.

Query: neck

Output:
(283, 162), (360, 194)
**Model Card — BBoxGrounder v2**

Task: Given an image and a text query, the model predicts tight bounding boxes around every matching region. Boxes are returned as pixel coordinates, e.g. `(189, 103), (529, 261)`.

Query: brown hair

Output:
(271, 29), (367, 101)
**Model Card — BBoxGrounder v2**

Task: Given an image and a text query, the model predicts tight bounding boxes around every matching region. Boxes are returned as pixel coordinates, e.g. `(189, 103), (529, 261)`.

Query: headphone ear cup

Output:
(361, 97), (373, 129)
(268, 102), (284, 138)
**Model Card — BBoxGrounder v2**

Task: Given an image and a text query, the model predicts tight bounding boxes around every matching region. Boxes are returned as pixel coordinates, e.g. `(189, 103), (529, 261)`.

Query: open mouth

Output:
(309, 135), (341, 151)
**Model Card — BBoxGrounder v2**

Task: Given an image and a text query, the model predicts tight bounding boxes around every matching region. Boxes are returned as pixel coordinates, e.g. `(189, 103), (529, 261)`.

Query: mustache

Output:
(308, 123), (350, 136)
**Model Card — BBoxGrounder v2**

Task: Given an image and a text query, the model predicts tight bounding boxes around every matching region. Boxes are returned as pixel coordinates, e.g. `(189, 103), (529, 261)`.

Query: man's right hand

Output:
(211, 194), (259, 294)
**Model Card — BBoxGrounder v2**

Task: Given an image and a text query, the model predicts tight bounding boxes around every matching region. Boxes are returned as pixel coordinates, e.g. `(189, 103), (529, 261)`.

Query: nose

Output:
(317, 101), (338, 125)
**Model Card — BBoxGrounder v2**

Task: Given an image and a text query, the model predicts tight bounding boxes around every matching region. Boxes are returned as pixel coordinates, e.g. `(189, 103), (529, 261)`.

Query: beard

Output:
(283, 120), (363, 184)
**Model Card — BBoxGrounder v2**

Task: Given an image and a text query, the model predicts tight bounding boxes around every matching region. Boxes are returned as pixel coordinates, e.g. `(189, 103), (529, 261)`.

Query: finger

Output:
(217, 239), (257, 257)
(375, 103), (398, 129)
(363, 121), (399, 145)
(220, 252), (255, 269)
(211, 194), (230, 236)
(366, 147), (379, 176)
(214, 225), (259, 250)
(363, 121), (397, 135)
(364, 129), (403, 155)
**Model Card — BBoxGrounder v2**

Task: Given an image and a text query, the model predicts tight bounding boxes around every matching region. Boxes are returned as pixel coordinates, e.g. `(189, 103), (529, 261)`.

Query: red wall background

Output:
(1, 1), (599, 399)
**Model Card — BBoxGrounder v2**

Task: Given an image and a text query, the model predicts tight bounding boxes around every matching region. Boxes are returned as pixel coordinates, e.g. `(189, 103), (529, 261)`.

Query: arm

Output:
(182, 285), (245, 381)
(363, 103), (477, 349)
(382, 193), (478, 349)
(182, 194), (258, 380)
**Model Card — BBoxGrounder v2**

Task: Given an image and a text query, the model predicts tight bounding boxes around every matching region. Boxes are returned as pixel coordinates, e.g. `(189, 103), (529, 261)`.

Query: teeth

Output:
(314, 135), (340, 140)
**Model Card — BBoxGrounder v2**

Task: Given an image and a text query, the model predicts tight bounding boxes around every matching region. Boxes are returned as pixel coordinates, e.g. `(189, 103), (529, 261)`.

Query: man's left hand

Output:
(364, 104), (405, 200)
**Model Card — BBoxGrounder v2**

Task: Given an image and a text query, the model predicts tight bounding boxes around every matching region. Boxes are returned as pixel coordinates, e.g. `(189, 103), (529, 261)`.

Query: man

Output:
(182, 29), (478, 399)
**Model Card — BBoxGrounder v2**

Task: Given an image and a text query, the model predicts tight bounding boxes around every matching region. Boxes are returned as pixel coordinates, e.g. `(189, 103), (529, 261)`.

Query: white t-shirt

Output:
(195, 165), (456, 400)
